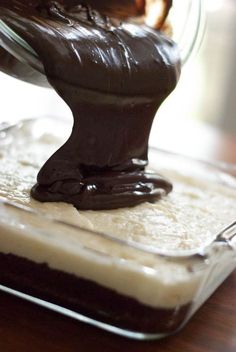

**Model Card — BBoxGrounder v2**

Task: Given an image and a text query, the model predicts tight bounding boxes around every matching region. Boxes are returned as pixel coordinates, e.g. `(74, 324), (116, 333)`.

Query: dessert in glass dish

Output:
(1, 0), (234, 341)
(0, 117), (235, 340)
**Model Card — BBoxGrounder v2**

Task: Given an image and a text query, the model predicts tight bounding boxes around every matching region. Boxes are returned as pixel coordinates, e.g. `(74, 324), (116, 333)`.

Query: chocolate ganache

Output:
(0, 1), (181, 210)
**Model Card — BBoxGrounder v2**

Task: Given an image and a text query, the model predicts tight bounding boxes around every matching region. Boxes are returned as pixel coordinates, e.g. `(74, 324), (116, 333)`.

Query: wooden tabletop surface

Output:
(0, 128), (236, 352)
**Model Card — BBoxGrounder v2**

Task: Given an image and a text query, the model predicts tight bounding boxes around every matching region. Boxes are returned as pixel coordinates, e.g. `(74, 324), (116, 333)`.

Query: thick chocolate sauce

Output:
(0, 1), (181, 210)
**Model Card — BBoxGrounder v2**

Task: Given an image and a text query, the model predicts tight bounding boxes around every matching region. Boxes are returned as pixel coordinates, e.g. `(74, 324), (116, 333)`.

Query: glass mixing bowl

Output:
(0, 0), (205, 87)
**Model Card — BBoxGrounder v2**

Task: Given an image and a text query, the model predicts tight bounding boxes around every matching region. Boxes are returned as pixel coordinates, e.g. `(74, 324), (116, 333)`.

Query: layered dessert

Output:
(0, 0), (235, 337)
(0, 119), (235, 334)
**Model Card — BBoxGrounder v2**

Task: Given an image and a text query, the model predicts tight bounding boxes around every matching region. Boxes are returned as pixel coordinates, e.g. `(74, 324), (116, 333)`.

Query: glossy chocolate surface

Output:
(0, 1), (180, 209)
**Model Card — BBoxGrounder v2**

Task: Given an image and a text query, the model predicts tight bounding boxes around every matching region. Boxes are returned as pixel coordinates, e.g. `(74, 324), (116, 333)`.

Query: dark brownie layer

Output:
(0, 252), (190, 334)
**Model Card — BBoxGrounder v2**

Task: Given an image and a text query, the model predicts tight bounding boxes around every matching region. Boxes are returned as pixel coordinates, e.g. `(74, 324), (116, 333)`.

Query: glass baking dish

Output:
(0, 117), (235, 340)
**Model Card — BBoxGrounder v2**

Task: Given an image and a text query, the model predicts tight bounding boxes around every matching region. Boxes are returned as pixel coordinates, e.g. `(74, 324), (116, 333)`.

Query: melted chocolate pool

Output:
(0, 1), (181, 209)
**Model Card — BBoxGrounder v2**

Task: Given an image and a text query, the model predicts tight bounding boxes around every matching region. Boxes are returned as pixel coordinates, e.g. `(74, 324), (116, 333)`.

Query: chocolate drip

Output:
(0, 1), (180, 209)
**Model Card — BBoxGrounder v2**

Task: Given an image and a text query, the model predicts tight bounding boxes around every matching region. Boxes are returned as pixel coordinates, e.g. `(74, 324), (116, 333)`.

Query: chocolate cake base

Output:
(0, 253), (190, 334)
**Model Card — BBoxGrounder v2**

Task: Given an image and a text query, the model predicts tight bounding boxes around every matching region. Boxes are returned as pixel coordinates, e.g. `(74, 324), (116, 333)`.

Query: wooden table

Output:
(0, 128), (236, 352)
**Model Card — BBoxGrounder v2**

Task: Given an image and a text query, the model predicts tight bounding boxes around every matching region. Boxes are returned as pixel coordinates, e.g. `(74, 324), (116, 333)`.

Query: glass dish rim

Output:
(0, 118), (235, 266)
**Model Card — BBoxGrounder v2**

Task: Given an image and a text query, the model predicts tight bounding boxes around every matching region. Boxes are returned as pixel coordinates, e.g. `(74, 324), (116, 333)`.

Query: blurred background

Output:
(0, 0), (236, 163)
(150, 0), (236, 163)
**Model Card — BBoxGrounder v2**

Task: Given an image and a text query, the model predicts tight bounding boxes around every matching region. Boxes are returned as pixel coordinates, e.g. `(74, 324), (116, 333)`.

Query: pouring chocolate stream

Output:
(0, 1), (181, 210)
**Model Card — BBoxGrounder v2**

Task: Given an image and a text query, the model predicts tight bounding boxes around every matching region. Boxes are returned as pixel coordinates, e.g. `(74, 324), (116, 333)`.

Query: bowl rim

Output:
(0, 0), (205, 76)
